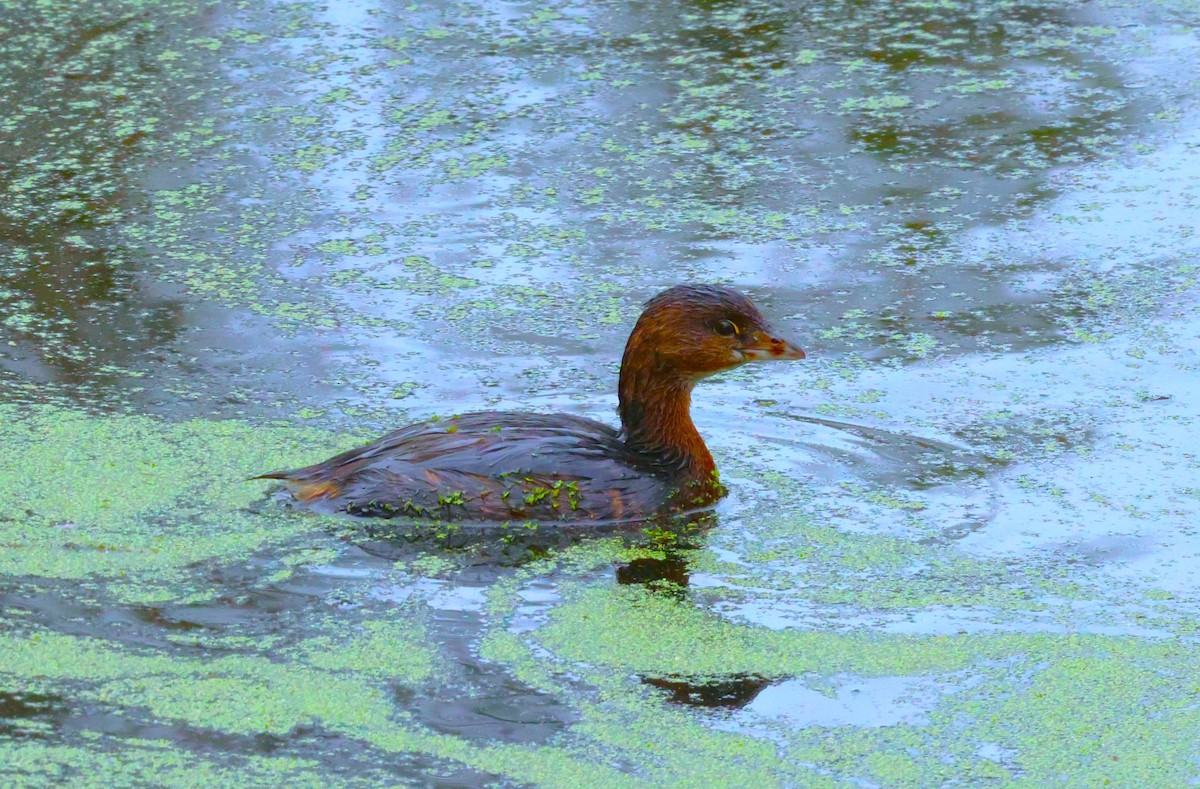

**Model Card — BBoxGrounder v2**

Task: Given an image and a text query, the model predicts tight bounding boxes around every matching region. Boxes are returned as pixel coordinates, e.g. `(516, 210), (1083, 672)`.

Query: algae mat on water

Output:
(0, 405), (351, 604)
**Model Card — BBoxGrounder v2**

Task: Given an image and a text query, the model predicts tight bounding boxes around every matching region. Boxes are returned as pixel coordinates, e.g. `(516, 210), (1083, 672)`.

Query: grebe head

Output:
(624, 284), (805, 381)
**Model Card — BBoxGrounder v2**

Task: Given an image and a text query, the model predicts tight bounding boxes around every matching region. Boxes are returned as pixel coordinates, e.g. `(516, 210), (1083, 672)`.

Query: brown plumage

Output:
(256, 284), (804, 522)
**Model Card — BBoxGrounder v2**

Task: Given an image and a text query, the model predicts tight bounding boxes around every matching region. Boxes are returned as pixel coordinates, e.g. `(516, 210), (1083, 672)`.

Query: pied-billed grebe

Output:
(257, 284), (804, 521)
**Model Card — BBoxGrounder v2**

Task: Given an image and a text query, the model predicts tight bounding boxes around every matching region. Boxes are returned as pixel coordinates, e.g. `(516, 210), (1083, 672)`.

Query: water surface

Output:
(2, 0), (1199, 785)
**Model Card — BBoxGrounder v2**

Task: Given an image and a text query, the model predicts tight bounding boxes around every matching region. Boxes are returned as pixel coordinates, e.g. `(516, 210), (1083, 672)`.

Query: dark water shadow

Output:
(616, 554), (691, 592)
(643, 674), (774, 710)
(0, 690), (68, 738)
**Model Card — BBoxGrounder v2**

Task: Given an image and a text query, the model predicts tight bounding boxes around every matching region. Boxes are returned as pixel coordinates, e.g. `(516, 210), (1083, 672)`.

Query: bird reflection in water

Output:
(614, 528), (775, 711)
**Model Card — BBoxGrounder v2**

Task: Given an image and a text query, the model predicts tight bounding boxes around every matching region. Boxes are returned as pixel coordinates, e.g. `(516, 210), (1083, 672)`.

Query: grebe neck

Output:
(617, 352), (715, 476)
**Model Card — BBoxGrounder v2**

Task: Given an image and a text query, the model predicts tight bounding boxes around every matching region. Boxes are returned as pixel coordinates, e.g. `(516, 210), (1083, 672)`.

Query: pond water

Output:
(2, 0), (1199, 784)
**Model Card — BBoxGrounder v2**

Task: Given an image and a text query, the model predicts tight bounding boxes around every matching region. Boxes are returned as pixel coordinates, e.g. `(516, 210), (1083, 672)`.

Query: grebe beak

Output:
(740, 329), (806, 361)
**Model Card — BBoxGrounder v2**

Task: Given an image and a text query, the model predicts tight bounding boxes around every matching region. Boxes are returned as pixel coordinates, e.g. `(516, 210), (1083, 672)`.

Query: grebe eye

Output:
(714, 319), (738, 337)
